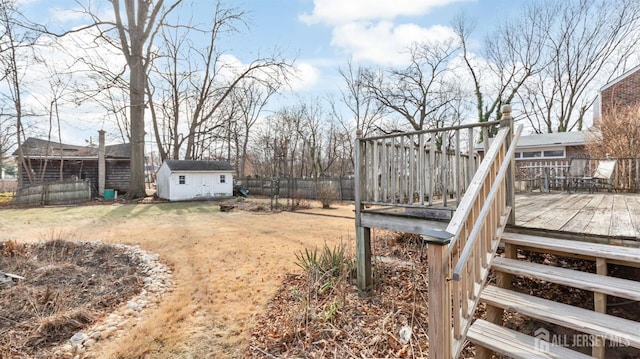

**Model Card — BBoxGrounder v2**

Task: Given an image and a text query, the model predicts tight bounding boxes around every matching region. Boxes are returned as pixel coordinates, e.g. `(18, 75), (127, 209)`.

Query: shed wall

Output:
(156, 164), (172, 200)
(158, 169), (233, 201)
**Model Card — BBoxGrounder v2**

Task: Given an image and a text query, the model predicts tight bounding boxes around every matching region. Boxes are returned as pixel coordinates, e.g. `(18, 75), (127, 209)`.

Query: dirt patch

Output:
(0, 198), (355, 358)
(0, 240), (145, 357)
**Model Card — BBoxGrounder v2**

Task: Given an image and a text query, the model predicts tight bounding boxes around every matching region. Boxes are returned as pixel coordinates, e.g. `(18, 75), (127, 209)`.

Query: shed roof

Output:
(163, 160), (234, 172)
(14, 137), (130, 159)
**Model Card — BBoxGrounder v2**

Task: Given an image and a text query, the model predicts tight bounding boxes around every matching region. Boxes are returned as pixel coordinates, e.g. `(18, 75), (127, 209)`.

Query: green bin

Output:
(104, 189), (115, 199)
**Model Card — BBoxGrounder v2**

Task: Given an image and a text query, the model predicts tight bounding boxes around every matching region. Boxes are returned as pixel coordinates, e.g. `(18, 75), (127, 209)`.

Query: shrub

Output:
(294, 242), (352, 279)
(291, 190), (311, 210)
(316, 182), (339, 209)
(588, 103), (640, 158)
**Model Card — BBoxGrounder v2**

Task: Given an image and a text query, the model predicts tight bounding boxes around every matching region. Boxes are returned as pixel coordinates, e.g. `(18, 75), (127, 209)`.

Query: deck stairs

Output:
(466, 231), (640, 358)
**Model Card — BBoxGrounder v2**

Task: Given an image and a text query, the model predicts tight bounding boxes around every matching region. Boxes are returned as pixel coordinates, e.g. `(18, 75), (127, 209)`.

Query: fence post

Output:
(500, 105), (516, 225)
(43, 183), (49, 205)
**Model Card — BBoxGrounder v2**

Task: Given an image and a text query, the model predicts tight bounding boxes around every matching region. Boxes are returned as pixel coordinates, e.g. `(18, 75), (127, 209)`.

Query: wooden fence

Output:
(12, 180), (91, 205)
(238, 177), (355, 201)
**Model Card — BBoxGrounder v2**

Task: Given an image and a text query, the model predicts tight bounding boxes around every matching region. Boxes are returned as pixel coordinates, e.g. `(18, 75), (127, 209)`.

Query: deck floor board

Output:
(515, 193), (640, 238)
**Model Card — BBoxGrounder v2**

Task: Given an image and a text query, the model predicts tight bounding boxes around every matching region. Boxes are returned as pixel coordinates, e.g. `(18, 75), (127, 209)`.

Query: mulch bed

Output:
(245, 229), (640, 358)
(245, 231), (479, 358)
(0, 240), (145, 357)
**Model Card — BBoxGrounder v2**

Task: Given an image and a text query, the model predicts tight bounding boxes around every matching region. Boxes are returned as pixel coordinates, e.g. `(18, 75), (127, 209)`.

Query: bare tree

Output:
(296, 100), (336, 179)
(0, 0), (39, 186)
(0, 111), (14, 177)
(148, 3), (292, 163)
(453, 11), (547, 133)
(27, 68), (74, 182)
(105, 0), (183, 197)
(232, 80), (280, 178)
(518, 0), (640, 133)
(362, 39), (462, 132)
(338, 58), (385, 137)
(329, 59), (386, 172)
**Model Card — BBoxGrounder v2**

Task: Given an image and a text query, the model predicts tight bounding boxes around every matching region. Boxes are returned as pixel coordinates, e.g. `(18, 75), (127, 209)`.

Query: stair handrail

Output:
(451, 123), (522, 280)
(447, 123), (522, 357)
(424, 111), (522, 358)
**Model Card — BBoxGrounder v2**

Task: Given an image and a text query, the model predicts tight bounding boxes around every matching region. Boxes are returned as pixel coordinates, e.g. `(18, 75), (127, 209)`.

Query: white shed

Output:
(156, 160), (235, 201)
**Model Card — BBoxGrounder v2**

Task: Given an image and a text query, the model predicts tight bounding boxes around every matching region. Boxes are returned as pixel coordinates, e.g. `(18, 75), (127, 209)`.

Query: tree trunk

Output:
(128, 52), (147, 198)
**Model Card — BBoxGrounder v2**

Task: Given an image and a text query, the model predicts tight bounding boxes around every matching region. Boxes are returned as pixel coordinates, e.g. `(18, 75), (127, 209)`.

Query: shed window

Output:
(179, 175), (186, 184)
(220, 174), (226, 183)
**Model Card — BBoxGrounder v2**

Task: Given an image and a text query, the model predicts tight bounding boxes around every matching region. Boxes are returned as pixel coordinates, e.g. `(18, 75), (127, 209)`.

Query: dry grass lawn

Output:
(0, 199), (355, 358)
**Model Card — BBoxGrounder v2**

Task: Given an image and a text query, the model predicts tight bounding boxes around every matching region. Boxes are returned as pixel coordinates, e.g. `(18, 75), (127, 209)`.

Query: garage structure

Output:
(156, 160), (234, 201)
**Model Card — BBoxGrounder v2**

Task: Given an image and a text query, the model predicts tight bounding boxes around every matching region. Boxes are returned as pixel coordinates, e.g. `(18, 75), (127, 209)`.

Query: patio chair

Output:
(587, 159), (618, 193)
(563, 157), (589, 193)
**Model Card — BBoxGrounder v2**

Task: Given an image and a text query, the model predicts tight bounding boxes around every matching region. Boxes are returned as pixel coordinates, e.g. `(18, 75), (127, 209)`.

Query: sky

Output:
(14, 0), (525, 146)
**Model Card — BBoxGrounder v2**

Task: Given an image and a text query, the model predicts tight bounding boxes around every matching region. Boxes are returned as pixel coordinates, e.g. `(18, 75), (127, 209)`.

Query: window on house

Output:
(522, 151), (542, 158)
(543, 150), (564, 157)
(179, 175), (186, 184)
(515, 147), (566, 160)
(220, 174), (226, 183)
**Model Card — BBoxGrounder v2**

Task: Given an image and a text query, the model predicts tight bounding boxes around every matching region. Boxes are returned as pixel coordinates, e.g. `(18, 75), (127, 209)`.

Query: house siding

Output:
(20, 158), (95, 184)
(601, 68), (640, 116)
(105, 160), (131, 193)
(20, 158), (130, 197)
(566, 145), (589, 159)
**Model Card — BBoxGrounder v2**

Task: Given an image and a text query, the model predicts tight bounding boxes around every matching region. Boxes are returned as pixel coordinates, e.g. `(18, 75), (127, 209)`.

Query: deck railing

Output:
(356, 121), (502, 209)
(515, 157), (640, 192)
(424, 113), (522, 358)
(354, 106), (520, 358)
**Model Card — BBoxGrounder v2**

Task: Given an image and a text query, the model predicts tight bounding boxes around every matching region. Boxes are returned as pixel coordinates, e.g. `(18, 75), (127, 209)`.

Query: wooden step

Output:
(492, 257), (640, 301)
(480, 286), (640, 348)
(467, 319), (593, 359)
(501, 231), (640, 265)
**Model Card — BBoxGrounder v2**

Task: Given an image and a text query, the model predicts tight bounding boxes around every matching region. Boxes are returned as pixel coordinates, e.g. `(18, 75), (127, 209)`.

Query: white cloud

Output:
(300, 0), (471, 26)
(332, 21), (458, 66)
(299, 0), (465, 66)
(288, 62), (321, 91)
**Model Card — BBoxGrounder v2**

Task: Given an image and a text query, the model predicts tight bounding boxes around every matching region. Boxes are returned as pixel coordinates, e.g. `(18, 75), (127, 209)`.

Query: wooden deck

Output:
(515, 192), (640, 239)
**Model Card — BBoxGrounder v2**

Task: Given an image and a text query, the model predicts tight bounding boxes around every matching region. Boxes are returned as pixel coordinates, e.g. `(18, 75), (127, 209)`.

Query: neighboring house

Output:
(156, 160), (234, 201)
(477, 130), (593, 161)
(594, 63), (640, 125)
(13, 135), (131, 196)
(512, 130), (593, 161)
